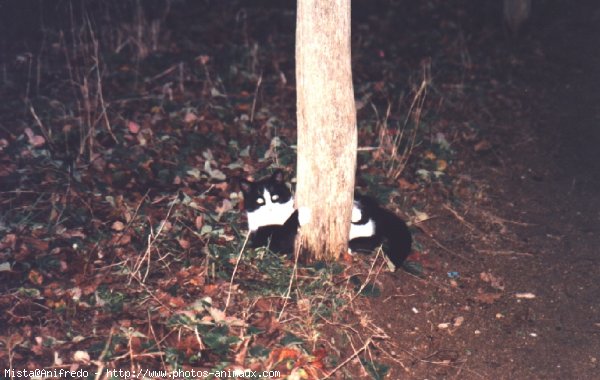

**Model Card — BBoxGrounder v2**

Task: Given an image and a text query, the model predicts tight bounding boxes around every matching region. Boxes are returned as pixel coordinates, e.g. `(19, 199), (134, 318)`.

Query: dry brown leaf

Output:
(195, 215), (204, 230)
(453, 316), (465, 327)
(234, 338), (251, 365)
(28, 270), (43, 285)
(127, 121), (140, 134)
(22, 236), (49, 251)
(398, 178), (419, 190)
(216, 199), (233, 217)
(0, 234), (17, 250)
(474, 140), (492, 152)
(111, 221), (125, 231)
(474, 292), (502, 304)
(109, 232), (131, 246)
(73, 350), (90, 363)
(480, 271), (505, 291)
(184, 112), (198, 123)
(178, 238), (191, 249)
(24, 127), (46, 147)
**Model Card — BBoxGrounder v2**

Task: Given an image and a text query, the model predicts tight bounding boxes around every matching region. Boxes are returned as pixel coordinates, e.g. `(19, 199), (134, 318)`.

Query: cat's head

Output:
(239, 170), (293, 213)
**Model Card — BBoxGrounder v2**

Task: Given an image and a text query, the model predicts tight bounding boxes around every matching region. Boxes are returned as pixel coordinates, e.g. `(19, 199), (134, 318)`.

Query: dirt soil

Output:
(367, 2), (600, 379)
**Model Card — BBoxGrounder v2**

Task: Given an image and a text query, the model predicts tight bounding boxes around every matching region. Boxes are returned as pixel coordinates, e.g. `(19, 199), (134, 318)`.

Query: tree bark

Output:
(295, 0), (357, 261)
(504, 0), (531, 35)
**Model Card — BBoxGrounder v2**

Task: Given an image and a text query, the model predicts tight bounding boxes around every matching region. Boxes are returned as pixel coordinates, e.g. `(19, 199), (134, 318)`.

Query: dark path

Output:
(477, 2), (600, 378)
(367, 3), (600, 378)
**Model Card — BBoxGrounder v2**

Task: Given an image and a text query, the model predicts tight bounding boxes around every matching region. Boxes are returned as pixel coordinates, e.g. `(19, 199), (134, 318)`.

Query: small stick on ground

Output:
(351, 247), (385, 303)
(250, 72), (263, 123)
(129, 193), (176, 284)
(277, 240), (302, 321)
(479, 209), (534, 227)
(421, 230), (474, 263)
(225, 232), (250, 311)
(442, 203), (477, 232)
(93, 326), (115, 380)
(319, 336), (374, 380)
(478, 249), (534, 257)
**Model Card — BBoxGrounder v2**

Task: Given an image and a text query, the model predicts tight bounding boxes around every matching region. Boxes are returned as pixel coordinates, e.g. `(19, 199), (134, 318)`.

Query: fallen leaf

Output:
(197, 55), (210, 65)
(398, 178), (419, 190)
(112, 221), (125, 231)
(453, 316), (465, 327)
(109, 232), (131, 246)
(22, 236), (49, 251)
(184, 112), (198, 123)
(128, 121), (140, 134)
(269, 347), (301, 364)
(73, 350), (90, 363)
(216, 199), (233, 217)
(208, 307), (226, 323)
(437, 159), (448, 171)
(424, 151), (436, 160)
(480, 271), (505, 291)
(474, 140), (492, 152)
(474, 292), (502, 304)
(0, 234), (17, 250)
(178, 238), (190, 249)
(195, 215), (204, 230)
(234, 338), (251, 365)
(24, 127), (45, 147)
(413, 209), (430, 223)
(28, 270), (43, 285)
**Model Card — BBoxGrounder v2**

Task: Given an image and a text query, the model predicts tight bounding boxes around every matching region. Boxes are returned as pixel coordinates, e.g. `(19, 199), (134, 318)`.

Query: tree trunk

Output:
(295, 0), (357, 261)
(504, 0), (531, 35)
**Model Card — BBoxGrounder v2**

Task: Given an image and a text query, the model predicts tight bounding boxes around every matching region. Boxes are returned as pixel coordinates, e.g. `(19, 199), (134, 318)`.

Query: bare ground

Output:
(365, 2), (600, 378)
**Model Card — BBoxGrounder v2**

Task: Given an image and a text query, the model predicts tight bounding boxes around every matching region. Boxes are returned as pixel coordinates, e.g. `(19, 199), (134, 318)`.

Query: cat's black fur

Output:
(240, 170), (412, 267)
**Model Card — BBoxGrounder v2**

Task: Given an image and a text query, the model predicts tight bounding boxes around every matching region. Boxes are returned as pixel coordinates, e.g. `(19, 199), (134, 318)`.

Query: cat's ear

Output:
(271, 170), (285, 183)
(239, 178), (252, 193)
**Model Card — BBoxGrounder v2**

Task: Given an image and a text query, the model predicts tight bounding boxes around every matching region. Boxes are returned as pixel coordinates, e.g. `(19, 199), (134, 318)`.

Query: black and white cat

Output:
(239, 170), (412, 268)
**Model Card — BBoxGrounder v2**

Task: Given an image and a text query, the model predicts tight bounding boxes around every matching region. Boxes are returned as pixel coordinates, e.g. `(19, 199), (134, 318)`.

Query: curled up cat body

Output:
(240, 171), (412, 268)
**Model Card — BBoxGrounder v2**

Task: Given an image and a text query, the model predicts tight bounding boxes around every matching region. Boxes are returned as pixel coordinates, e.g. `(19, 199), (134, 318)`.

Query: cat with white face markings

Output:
(239, 170), (412, 269)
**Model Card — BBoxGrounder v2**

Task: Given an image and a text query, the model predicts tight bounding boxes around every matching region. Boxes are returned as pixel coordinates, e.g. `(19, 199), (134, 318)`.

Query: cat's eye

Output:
(256, 198), (265, 204)
(271, 194), (279, 201)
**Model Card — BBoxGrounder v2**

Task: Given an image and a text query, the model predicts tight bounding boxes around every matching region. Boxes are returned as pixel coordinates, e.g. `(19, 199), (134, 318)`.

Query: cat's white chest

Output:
(349, 219), (375, 239)
(247, 190), (295, 232)
(349, 203), (375, 239)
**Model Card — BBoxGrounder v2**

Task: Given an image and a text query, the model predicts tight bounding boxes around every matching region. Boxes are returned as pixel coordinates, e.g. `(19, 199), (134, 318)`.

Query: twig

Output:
(478, 249), (534, 257)
(383, 293), (416, 302)
(86, 14), (117, 143)
(479, 210), (534, 227)
(147, 309), (168, 371)
(442, 204), (476, 231)
(319, 336), (374, 380)
(28, 105), (52, 145)
(421, 230), (473, 263)
(419, 358), (486, 379)
(224, 232), (250, 311)
(129, 193), (176, 284)
(372, 340), (409, 372)
(278, 239), (302, 321)
(93, 326), (114, 380)
(104, 351), (165, 362)
(149, 63), (179, 82)
(250, 72), (263, 123)
(350, 247), (384, 303)
(357, 146), (379, 151)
